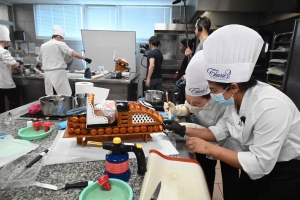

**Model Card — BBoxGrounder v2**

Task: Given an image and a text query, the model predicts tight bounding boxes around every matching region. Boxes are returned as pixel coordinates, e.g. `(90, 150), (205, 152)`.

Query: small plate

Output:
(18, 126), (53, 141)
(79, 179), (133, 200)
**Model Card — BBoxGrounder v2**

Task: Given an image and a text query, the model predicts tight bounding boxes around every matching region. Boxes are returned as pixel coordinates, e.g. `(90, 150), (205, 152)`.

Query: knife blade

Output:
(12, 149), (50, 180)
(150, 181), (161, 200)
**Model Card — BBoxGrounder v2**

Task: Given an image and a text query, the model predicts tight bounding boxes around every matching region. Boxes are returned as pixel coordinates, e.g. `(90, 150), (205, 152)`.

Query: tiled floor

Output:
(213, 161), (224, 200)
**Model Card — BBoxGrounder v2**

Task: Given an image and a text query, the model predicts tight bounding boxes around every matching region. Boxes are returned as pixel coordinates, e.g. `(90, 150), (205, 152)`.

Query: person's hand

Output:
(16, 60), (23, 65)
(186, 137), (211, 154)
(146, 79), (150, 88)
(163, 120), (186, 137)
(185, 47), (192, 57)
(84, 58), (92, 64)
(182, 75), (186, 81)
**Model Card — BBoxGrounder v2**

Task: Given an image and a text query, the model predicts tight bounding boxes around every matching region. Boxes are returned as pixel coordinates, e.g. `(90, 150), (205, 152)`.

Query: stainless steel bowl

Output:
(74, 93), (87, 107)
(144, 90), (164, 104)
(39, 95), (74, 116)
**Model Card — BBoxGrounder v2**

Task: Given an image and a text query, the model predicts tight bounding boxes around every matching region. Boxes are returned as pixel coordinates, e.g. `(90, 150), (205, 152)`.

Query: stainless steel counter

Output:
(12, 72), (140, 105)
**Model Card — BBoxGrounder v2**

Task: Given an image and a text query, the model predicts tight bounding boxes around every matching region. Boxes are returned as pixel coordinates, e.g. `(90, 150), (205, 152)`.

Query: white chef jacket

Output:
(0, 46), (17, 88)
(184, 99), (242, 152)
(37, 39), (74, 71)
(209, 81), (300, 180)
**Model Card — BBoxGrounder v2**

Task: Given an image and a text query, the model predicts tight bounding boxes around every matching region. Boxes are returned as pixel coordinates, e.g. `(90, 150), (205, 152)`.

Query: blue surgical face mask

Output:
(211, 86), (234, 106)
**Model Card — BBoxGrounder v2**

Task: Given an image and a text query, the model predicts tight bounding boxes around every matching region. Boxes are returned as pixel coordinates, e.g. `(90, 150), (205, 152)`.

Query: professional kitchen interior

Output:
(1, 0), (300, 199)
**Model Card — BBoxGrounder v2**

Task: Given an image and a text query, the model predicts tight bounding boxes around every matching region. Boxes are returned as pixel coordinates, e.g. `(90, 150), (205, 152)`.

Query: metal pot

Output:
(74, 93), (87, 107)
(39, 95), (74, 116)
(144, 90), (164, 104)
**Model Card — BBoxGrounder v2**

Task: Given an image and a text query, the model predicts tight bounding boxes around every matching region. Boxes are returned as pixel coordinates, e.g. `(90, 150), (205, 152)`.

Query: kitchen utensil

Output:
(165, 91), (169, 102)
(144, 90), (164, 104)
(18, 126), (53, 141)
(111, 71), (122, 78)
(4, 112), (15, 126)
(0, 153), (44, 189)
(74, 93), (87, 107)
(39, 95), (73, 116)
(150, 181), (161, 200)
(66, 106), (87, 116)
(140, 101), (155, 110)
(12, 149), (49, 180)
(32, 180), (94, 190)
(86, 137), (146, 181)
(79, 179), (133, 200)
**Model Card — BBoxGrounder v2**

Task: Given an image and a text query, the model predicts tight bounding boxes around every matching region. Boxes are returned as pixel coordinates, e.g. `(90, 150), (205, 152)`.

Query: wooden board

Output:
(63, 129), (159, 146)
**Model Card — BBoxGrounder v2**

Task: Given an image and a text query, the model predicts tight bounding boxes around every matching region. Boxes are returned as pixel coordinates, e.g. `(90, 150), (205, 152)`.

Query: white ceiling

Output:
(1, 0), (188, 6)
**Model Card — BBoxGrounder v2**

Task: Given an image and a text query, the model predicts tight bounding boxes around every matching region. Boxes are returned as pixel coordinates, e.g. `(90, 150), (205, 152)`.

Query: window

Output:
(34, 5), (171, 41)
(34, 5), (82, 40)
(0, 4), (9, 21)
(120, 6), (171, 41)
(85, 6), (117, 30)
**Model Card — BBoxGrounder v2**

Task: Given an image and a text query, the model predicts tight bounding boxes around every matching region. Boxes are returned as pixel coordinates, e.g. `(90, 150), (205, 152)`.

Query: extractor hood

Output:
(186, 0), (300, 23)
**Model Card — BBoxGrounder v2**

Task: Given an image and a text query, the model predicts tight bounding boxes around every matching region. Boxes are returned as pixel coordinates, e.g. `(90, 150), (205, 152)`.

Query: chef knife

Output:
(12, 149), (50, 180)
(150, 181), (161, 200)
(32, 181), (94, 191)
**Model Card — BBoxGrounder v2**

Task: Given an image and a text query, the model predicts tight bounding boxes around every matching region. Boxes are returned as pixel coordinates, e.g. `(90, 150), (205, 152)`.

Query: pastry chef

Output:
(0, 25), (20, 113)
(182, 25), (300, 199)
(164, 49), (241, 199)
(37, 25), (92, 96)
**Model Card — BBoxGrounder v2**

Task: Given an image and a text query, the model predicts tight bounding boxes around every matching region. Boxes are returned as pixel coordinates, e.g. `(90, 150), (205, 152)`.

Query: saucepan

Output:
(144, 90), (164, 104)
(39, 95), (74, 116)
(74, 93), (87, 108)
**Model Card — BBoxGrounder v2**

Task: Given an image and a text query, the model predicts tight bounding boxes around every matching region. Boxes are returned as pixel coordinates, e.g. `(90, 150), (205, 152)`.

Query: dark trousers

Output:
(0, 88), (19, 113)
(238, 159), (300, 200)
(195, 153), (239, 200)
(145, 78), (162, 91)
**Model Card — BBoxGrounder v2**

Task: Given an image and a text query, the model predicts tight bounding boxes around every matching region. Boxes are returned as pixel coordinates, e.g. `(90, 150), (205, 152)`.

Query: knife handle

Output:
(64, 181), (91, 190)
(26, 149), (49, 168)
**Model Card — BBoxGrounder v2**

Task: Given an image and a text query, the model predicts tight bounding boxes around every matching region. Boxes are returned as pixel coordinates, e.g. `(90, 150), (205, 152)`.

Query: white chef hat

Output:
(203, 25), (264, 83)
(52, 25), (65, 38)
(185, 50), (210, 96)
(0, 25), (10, 41)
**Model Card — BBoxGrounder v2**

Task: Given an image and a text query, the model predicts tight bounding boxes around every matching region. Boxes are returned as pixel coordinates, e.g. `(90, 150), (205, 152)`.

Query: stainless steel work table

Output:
(12, 72), (140, 105)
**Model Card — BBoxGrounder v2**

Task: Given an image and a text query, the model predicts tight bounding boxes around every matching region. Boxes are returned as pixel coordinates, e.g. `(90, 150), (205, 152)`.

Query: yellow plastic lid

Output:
(113, 137), (121, 144)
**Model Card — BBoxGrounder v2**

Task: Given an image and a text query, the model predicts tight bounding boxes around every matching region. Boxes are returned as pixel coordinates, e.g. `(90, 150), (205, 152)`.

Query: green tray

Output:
(18, 126), (53, 141)
(79, 179), (133, 200)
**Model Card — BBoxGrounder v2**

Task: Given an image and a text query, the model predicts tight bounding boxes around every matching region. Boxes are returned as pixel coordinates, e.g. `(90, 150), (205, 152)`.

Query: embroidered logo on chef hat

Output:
(0, 25), (10, 41)
(185, 50), (210, 96)
(52, 25), (65, 38)
(203, 24), (264, 83)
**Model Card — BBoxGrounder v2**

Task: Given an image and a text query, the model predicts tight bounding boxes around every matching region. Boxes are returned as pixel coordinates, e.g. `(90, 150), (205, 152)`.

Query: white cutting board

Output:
(44, 130), (178, 165)
(139, 150), (211, 200)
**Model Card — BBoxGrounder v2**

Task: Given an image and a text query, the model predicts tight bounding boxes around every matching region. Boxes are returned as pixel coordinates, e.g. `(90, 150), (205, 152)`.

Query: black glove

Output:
(163, 120), (186, 137)
(84, 58), (92, 64)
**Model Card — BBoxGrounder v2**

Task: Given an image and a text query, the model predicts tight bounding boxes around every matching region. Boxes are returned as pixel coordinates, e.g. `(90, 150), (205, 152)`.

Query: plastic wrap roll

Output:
(75, 82), (94, 94)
